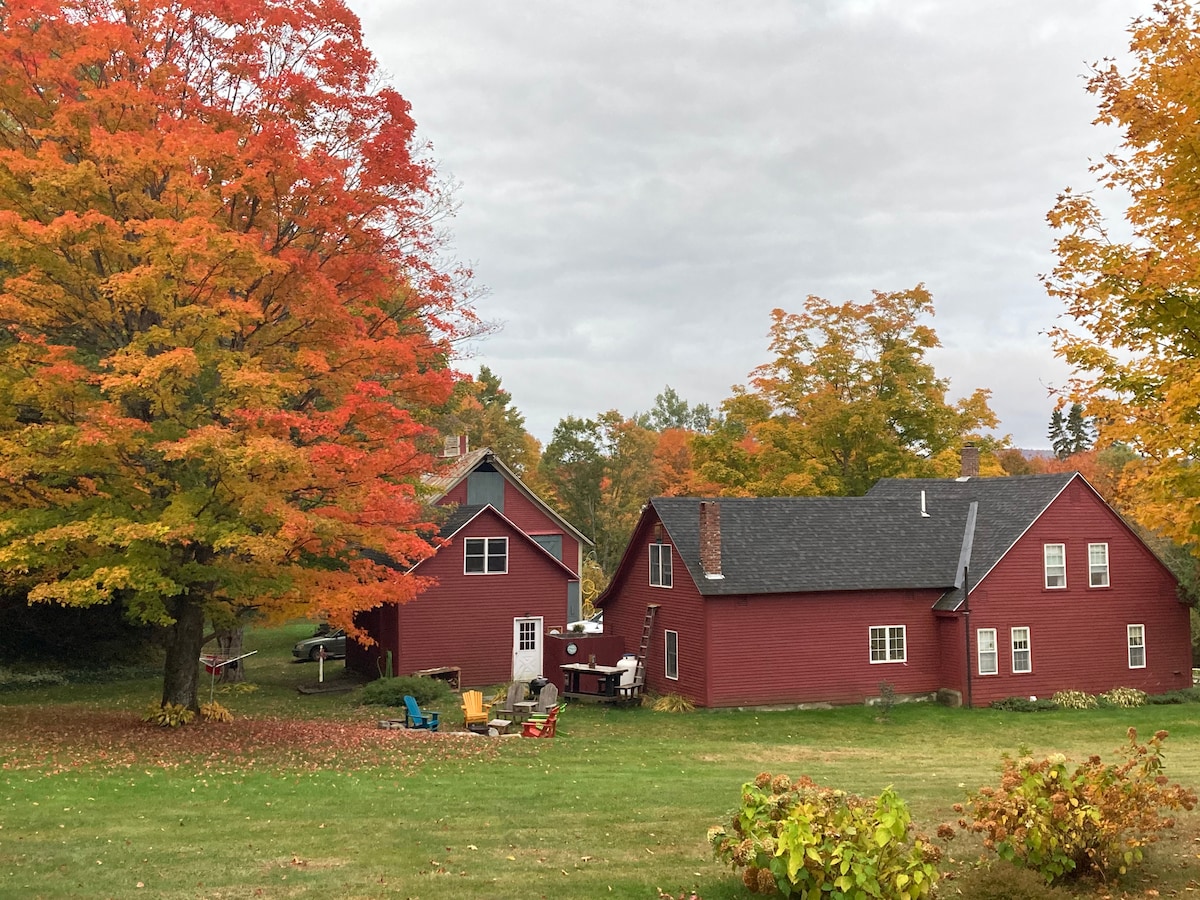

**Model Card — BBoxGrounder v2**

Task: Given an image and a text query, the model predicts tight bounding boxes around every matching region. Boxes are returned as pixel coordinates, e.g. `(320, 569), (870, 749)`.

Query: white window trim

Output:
(1011, 627), (1032, 674)
(1043, 543), (1066, 589)
(1127, 624), (1146, 669)
(1089, 542), (1110, 588)
(649, 543), (673, 589)
(869, 625), (907, 664)
(464, 536), (508, 575)
(977, 628), (998, 676)
(665, 629), (679, 680)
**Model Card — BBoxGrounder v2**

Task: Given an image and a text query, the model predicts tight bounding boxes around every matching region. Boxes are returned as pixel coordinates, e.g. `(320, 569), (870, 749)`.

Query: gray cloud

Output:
(354, 0), (1150, 448)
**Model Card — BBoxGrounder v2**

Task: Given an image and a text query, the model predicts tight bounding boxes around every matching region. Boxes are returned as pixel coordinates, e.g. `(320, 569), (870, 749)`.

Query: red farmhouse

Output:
(349, 447), (591, 687)
(597, 471), (1191, 708)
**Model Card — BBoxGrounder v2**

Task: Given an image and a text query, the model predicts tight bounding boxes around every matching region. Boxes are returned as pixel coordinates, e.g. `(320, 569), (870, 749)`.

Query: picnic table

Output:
(560, 662), (624, 703)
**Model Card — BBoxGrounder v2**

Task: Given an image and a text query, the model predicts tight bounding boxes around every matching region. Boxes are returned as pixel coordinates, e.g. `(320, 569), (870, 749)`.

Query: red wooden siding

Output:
(704, 589), (947, 707)
(439, 479), (580, 575)
(600, 512), (707, 701)
(373, 509), (574, 687)
(963, 479), (1190, 705)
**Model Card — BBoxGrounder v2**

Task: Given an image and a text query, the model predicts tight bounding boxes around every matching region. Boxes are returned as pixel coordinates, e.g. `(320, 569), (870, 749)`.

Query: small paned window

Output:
(1089, 543), (1110, 588)
(519, 620), (537, 652)
(1011, 627), (1032, 674)
(869, 625), (906, 663)
(1127, 624), (1146, 669)
(1044, 544), (1066, 589)
(977, 628), (998, 676)
(665, 630), (679, 680)
(649, 543), (673, 588)
(464, 537), (508, 574)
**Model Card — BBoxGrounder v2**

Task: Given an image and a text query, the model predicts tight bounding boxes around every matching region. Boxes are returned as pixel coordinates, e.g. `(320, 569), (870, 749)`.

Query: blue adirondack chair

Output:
(403, 695), (439, 731)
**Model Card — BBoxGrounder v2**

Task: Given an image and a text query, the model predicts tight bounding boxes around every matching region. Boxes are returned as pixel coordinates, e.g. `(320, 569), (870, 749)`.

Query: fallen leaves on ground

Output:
(0, 706), (515, 777)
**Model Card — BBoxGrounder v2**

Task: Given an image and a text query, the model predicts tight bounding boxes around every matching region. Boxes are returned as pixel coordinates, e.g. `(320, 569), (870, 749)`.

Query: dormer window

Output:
(649, 543), (673, 588)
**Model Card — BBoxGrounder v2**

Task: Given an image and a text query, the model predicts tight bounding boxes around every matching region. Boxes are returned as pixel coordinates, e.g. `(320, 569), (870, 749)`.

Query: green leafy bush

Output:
(989, 696), (1058, 712)
(709, 773), (940, 897)
(955, 729), (1197, 884)
(1050, 689), (1097, 709)
(0, 667), (68, 690)
(1147, 689), (1195, 705)
(360, 675), (452, 708)
(142, 702), (195, 728)
(1098, 686), (1146, 708)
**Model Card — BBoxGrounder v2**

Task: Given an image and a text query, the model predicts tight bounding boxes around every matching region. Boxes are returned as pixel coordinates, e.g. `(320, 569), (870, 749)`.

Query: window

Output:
(1011, 627), (1032, 673)
(464, 537), (507, 574)
(1089, 543), (1110, 588)
(665, 630), (679, 680)
(518, 619), (537, 652)
(977, 628), (998, 676)
(869, 625), (906, 663)
(1044, 543), (1066, 589)
(649, 543), (673, 588)
(1128, 624), (1146, 669)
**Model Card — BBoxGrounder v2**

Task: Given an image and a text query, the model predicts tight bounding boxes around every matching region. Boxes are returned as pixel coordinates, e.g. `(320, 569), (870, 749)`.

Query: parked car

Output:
(292, 629), (347, 661)
(566, 611), (603, 634)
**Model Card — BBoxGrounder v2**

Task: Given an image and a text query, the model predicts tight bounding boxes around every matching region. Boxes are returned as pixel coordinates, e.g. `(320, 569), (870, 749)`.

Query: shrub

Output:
(142, 702), (195, 728)
(990, 696), (1058, 712)
(1098, 686), (1146, 708)
(200, 701), (233, 723)
(1050, 689), (1097, 709)
(1147, 689), (1192, 705)
(0, 667), (68, 690)
(709, 773), (940, 897)
(360, 675), (452, 708)
(652, 693), (694, 713)
(875, 680), (897, 721)
(955, 728), (1197, 884)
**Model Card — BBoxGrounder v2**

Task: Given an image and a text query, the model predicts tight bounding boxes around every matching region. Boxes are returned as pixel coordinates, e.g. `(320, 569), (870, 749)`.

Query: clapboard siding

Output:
(388, 509), (572, 687)
(440, 479), (581, 574)
(705, 590), (946, 707)
(963, 478), (1190, 704)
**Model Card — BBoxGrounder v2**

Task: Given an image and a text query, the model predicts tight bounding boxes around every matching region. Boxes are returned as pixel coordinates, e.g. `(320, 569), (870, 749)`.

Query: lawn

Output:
(2, 625), (1199, 899)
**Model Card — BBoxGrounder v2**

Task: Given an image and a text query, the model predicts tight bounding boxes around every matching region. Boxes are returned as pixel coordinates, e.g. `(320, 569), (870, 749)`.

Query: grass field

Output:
(2, 623), (1199, 899)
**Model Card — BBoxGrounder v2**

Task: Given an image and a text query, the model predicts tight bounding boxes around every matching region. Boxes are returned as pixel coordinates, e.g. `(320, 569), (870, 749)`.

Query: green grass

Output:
(2, 626), (1199, 899)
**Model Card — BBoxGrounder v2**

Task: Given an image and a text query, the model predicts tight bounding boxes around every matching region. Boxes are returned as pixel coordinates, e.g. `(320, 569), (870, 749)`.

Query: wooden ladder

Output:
(633, 604), (659, 682)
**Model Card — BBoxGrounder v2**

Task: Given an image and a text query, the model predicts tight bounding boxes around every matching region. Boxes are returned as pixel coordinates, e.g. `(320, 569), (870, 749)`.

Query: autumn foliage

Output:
(0, 0), (472, 708)
(1046, 0), (1200, 551)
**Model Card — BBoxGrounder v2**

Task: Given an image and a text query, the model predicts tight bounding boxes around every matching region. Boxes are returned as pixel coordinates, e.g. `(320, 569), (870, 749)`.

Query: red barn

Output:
(349, 448), (591, 687)
(597, 472), (1191, 708)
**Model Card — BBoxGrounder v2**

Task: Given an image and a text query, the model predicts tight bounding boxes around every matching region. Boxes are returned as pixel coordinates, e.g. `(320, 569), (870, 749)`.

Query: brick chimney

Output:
(699, 501), (722, 579)
(960, 442), (980, 478)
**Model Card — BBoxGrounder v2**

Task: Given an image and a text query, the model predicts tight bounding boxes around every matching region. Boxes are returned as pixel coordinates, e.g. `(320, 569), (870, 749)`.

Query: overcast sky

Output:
(352, 1), (1149, 450)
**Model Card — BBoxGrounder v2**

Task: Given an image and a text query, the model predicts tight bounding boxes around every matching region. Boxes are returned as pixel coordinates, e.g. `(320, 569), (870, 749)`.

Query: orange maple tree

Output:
(0, 0), (473, 709)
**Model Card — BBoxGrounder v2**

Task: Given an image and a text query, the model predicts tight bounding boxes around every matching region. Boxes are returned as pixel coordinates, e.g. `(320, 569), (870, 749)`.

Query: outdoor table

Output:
(560, 662), (624, 700)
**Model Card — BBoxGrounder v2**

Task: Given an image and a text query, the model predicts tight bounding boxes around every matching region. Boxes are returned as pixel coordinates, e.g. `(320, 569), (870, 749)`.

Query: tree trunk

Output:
(161, 595), (205, 711)
(215, 628), (245, 684)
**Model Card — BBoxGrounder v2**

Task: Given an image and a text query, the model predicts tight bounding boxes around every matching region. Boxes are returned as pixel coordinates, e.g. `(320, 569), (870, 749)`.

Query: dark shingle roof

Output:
(652, 473), (1077, 602)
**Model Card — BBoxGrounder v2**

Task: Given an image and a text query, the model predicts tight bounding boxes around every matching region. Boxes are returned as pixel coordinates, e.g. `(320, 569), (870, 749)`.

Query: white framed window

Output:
(665, 630), (679, 680)
(1011, 627), (1032, 673)
(977, 628), (998, 676)
(1089, 543), (1110, 588)
(649, 543), (673, 588)
(1128, 624), (1146, 669)
(464, 537), (507, 574)
(869, 625), (906, 663)
(1044, 543), (1066, 589)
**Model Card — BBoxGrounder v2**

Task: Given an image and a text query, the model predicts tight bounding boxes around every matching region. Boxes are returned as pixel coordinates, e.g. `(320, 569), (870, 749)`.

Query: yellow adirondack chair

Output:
(460, 689), (492, 727)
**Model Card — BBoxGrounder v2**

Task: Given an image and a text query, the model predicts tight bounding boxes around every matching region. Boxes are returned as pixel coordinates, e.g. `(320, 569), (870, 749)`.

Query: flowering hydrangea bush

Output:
(709, 773), (940, 897)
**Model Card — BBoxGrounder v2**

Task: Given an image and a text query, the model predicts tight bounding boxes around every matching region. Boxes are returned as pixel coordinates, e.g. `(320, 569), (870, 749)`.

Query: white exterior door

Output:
(512, 617), (543, 681)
